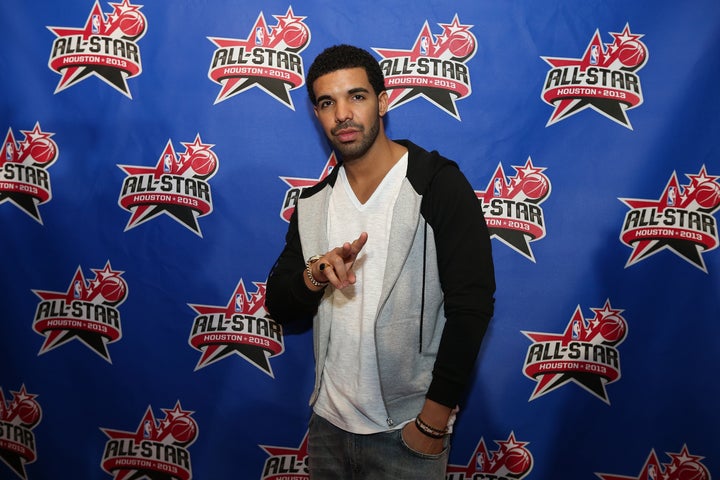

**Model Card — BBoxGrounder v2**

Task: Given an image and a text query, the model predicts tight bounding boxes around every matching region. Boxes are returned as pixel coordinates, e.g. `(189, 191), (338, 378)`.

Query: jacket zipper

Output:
(419, 220), (427, 354)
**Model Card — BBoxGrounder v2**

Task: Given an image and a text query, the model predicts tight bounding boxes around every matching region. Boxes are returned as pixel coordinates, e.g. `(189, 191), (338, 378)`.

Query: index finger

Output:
(350, 232), (368, 254)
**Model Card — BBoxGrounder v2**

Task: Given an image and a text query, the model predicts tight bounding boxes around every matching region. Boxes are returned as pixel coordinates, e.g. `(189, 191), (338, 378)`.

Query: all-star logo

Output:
(32, 261), (127, 362)
(0, 123), (58, 223)
(447, 432), (533, 480)
(619, 166), (720, 273)
(374, 14), (476, 120)
(279, 153), (337, 222)
(259, 432), (309, 480)
(188, 279), (284, 376)
(118, 134), (218, 237)
(0, 386), (42, 480)
(48, 0), (146, 98)
(101, 401), (198, 480)
(541, 23), (648, 129)
(522, 300), (627, 403)
(208, 7), (310, 108)
(596, 445), (711, 480)
(475, 158), (551, 262)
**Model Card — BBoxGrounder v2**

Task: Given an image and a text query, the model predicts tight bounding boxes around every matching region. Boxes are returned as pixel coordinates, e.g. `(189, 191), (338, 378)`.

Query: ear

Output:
(313, 104), (319, 118)
(378, 90), (389, 116)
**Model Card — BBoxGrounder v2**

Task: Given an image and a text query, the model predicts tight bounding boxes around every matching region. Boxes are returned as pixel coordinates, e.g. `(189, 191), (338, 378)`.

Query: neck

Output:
(342, 135), (406, 204)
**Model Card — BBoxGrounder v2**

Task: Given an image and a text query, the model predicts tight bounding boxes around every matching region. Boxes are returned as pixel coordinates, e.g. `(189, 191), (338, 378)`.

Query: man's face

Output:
(312, 67), (387, 162)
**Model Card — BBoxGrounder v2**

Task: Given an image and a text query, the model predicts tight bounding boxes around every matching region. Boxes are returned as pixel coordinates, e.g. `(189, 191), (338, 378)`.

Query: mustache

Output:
(331, 121), (363, 135)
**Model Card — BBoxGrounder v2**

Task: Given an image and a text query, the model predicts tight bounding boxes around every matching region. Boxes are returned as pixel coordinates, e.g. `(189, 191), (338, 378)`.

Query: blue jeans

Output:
(307, 413), (450, 479)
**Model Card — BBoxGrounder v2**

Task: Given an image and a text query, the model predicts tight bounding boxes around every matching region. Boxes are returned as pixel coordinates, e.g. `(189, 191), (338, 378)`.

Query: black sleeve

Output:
(424, 165), (496, 408)
(265, 209), (325, 324)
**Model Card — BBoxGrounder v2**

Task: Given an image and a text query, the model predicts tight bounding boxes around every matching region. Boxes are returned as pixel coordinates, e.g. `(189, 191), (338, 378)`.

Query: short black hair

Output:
(306, 44), (386, 105)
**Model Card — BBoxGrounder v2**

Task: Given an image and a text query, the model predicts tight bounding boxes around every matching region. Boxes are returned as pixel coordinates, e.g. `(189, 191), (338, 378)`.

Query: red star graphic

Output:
(17, 123), (56, 163)
(87, 261), (125, 301)
(0, 129), (18, 165)
(523, 301), (625, 402)
(281, 153), (337, 190)
(101, 403), (195, 480)
(447, 432), (532, 477)
(373, 15), (475, 118)
(435, 15), (474, 53)
(190, 279), (267, 319)
(106, 0), (142, 29)
(280, 153), (338, 222)
(619, 166), (720, 270)
(2, 386), (39, 422)
(207, 7), (307, 107)
(118, 135), (216, 234)
(208, 12), (271, 100)
(260, 431), (309, 477)
(157, 401), (196, 443)
(47, 1), (145, 96)
(475, 158), (549, 261)
(269, 7), (307, 47)
(33, 266), (90, 352)
(188, 279), (278, 372)
(596, 446), (709, 480)
(542, 23), (646, 127)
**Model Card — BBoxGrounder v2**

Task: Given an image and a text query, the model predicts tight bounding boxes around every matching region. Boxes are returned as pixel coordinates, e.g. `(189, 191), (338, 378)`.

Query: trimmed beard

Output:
(330, 115), (381, 162)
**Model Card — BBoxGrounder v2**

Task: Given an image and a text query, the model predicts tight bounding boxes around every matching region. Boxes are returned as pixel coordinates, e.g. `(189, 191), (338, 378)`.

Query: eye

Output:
(351, 94), (366, 102)
(318, 99), (334, 109)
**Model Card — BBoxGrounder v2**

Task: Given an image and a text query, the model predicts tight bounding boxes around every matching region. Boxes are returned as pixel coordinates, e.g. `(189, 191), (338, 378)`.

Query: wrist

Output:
(414, 415), (448, 439)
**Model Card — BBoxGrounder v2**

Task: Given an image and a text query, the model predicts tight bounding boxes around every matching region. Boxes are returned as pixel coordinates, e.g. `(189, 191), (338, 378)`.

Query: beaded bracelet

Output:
(414, 415), (448, 439)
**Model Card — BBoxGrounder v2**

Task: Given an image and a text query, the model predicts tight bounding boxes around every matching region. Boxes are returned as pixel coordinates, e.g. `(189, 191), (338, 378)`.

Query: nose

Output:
(334, 99), (352, 124)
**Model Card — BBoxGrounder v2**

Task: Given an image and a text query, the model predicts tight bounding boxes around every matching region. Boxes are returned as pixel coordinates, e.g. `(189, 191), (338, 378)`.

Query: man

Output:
(266, 44), (495, 479)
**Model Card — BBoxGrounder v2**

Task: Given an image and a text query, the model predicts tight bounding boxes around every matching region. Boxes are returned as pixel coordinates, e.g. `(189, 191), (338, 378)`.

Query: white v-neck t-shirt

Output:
(314, 152), (409, 434)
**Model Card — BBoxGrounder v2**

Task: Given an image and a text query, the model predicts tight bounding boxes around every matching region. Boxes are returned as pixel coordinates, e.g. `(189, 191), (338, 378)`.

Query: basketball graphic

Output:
(98, 276), (128, 304)
(599, 314), (627, 343)
(674, 461), (710, 480)
(617, 40), (646, 68)
(118, 10), (146, 39)
(282, 23), (309, 49)
(504, 448), (532, 475)
(169, 415), (198, 445)
(16, 399), (42, 427)
(28, 137), (58, 165)
(520, 173), (550, 200)
(693, 181), (720, 209)
(190, 149), (218, 178)
(447, 31), (475, 59)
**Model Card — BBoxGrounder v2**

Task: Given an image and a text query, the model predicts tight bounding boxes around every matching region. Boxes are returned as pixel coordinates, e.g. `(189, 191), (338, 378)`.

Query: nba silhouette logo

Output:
(590, 45), (599, 65)
(255, 27), (264, 45)
(476, 452), (485, 469)
(235, 293), (244, 311)
(163, 154), (172, 172)
(92, 14), (100, 34)
(74, 280), (82, 299)
(493, 178), (502, 196)
(572, 320), (580, 339)
(667, 186), (676, 206)
(143, 420), (152, 438)
(420, 36), (429, 55)
(648, 465), (656, 480)
(5, 143), (13, 161)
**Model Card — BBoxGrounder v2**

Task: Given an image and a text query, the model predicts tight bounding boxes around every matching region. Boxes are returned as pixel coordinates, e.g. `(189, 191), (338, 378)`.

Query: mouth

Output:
(334, 128), (359, 143)
(332, 122), (362, 143)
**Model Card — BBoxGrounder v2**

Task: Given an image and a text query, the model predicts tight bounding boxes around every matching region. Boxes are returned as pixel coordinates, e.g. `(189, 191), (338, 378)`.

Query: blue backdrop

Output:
(1, 1), (718, 479)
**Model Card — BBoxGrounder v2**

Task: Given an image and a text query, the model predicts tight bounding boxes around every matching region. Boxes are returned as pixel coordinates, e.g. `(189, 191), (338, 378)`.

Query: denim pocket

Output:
(398, 426), (449, 460)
